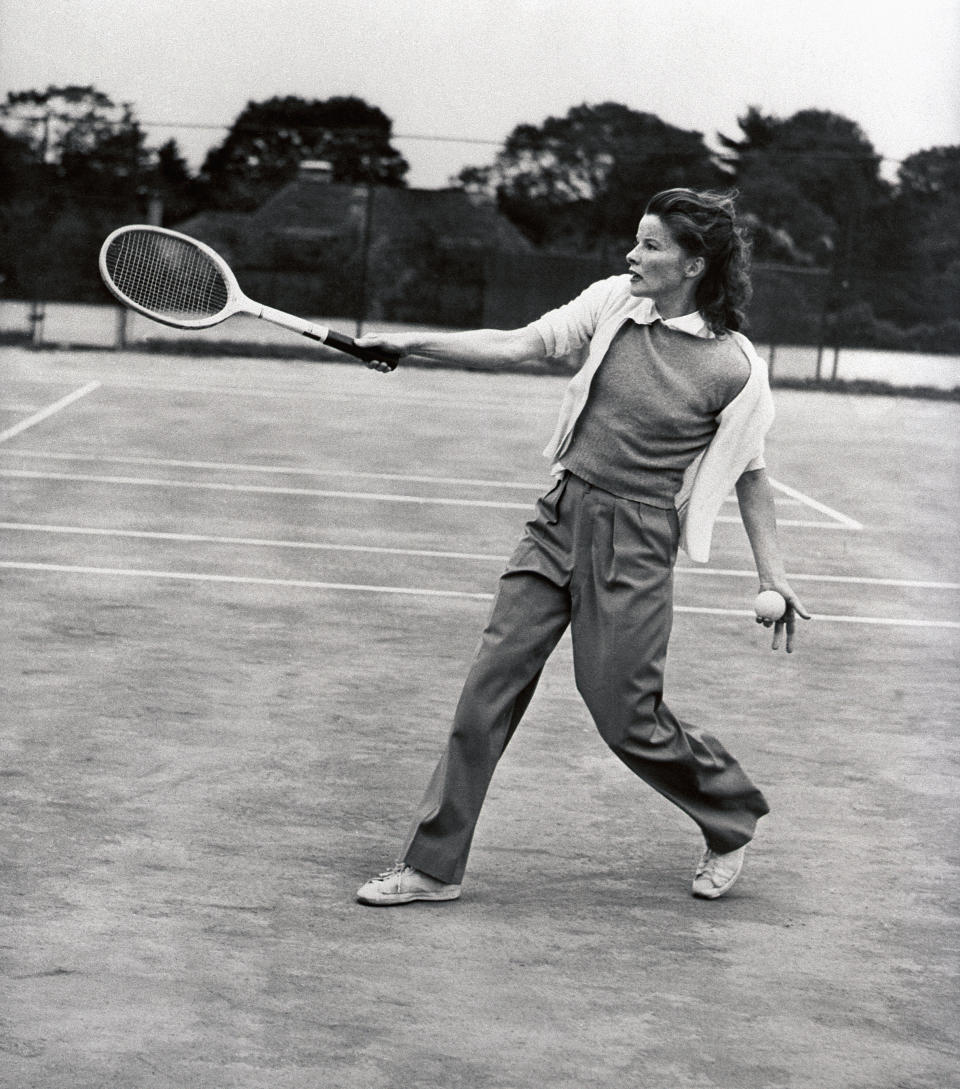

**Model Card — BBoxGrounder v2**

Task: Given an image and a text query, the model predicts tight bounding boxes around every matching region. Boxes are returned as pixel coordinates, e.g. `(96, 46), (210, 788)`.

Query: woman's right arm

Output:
(356, 277), (621, 371)
(354, 326), (547, 372)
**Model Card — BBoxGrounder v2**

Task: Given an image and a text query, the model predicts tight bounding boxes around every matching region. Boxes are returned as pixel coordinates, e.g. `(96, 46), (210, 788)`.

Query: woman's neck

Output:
(652, 287), (700, 320)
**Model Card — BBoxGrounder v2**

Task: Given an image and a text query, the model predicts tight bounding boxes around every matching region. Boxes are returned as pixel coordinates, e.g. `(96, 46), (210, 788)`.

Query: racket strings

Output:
(105, 231), (230, 319)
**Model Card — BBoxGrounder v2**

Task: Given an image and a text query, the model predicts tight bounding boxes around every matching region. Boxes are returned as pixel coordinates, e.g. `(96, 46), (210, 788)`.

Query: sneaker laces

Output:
(375, 861), (410, 882)
(697, 846), (745, 882)
(695, 848), (716, 877)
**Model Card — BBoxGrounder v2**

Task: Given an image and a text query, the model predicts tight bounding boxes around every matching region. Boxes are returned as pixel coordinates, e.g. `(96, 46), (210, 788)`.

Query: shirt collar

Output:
(630, 297), (714, 339)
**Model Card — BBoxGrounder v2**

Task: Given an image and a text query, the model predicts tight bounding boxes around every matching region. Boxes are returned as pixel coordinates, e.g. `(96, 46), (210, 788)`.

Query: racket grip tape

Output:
(321, 329), (400, 370)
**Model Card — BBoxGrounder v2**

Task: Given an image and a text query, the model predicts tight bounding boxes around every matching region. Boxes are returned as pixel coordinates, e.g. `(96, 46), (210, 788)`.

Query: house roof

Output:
(174, 175), (533, 275)
(172, 211), (250, 266)
(248, 177), (533, 253)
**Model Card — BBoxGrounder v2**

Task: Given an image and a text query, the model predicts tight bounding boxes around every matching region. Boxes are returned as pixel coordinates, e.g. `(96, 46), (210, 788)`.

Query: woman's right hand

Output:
(354, 332), (420, 371)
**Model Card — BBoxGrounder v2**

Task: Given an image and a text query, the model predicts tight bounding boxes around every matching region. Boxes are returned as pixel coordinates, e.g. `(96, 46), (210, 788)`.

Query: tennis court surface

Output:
(2, 345), (958, 1088)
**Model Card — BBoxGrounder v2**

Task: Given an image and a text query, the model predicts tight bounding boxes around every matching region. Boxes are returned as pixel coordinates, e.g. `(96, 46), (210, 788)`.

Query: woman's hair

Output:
(643, 187), (752, 335)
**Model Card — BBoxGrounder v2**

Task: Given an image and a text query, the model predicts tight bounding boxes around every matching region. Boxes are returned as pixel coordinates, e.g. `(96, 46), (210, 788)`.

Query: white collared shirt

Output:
(646, 305), (716, 338)
(527, 275), (775, 563)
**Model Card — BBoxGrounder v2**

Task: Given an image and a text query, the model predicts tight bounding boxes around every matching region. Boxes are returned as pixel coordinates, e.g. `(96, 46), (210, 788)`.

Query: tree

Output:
(198, 95), (409, 210)
(0, 85), (176, 300)
(0, 127), (41, 199)
(890, 145), (960, 322)
(0, 84), (153, 199)
(898, 144), (960, 200)
(718, 106), (890, 269)
(457, 102), (725, 252)
(151, 138), (201, 223)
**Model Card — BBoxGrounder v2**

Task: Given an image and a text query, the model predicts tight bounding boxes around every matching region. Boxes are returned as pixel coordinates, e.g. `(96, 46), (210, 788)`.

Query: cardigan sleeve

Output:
(527, 276), (622, 358)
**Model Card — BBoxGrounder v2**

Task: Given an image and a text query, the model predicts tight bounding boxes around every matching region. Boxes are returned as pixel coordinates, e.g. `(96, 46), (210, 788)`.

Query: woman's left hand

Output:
(757, 581), (811, 654)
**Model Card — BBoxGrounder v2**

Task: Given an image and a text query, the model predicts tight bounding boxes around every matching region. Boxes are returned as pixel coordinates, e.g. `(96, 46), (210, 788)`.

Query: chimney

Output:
(299, 160), (334, 183)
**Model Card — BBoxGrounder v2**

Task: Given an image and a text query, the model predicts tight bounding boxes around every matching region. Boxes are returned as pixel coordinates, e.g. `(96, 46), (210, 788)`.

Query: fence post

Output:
(115, 306), (128, 350)
(29, 301), (45, 347)
(356, 182), (374, 338)
(115, 193), (163, 349)
(815, 303), (827, 382)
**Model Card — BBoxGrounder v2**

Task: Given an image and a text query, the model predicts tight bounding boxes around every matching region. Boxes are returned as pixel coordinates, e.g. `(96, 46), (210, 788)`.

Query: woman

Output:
(353, 188), (809, 905)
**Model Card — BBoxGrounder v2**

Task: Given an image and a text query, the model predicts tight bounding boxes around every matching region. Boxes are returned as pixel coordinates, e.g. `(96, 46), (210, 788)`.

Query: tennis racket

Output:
(98, 224), (401, 370)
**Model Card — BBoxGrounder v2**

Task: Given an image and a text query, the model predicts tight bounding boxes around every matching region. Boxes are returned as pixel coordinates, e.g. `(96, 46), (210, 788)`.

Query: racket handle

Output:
(322, 330), (400, 370)
(255, 305), (400, 369)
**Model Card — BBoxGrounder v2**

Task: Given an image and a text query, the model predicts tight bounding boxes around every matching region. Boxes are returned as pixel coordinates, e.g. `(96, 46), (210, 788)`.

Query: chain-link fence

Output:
(2, 171), (957, 389)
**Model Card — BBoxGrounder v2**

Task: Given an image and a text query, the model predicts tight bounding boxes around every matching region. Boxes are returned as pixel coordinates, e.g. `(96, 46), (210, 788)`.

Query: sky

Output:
(1, 0), (958, 189)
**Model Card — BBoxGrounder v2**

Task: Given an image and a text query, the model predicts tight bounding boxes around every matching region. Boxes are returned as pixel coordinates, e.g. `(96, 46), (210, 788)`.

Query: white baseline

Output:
(1, 561), (958, 629)
(0, 522), (955, 590)
(0, 468), (850, 529)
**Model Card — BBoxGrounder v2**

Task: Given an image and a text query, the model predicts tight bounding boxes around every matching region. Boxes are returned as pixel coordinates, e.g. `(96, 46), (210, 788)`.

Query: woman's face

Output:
(625, 214), (701, 311)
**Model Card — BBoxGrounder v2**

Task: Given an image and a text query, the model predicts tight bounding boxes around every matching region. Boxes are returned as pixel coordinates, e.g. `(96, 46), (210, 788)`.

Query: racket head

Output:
(99, 225), (247, 329)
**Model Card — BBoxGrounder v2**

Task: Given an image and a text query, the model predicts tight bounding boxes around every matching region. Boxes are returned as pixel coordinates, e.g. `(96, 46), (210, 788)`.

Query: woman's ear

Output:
(685, 255), (706, 280)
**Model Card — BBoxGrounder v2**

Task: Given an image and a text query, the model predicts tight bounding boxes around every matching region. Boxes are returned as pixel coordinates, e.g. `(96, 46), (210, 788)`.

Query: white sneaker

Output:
(356, 862), (462, 906)
(692, 844), (748, 899)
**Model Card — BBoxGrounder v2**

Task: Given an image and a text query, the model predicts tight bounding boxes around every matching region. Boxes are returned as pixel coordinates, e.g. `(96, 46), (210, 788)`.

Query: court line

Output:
(0, 395), (861, 525)
(0, 521), (507, 562)
(0, 561), (493, 601)
(9, 376), (558, 413)
(0, 469), (535, 510)
(1, 522), (956, 590)
(0, 382), (101, 445)
(669, 603), (960, 629)
(0, 450), (548, 492)
(0, 451), (802, 503)
(768, 476), (864, 530)
(676, 565), (960, 591)
(2, 560), (958, 628)
(0, 469), (849, 528)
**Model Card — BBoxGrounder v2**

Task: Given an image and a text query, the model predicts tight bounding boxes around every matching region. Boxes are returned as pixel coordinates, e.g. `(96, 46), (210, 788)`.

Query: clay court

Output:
(1, 344), (958, 1088)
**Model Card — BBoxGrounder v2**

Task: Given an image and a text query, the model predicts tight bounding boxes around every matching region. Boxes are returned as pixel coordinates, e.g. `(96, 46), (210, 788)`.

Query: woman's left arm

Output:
(735, 467), (811, 653)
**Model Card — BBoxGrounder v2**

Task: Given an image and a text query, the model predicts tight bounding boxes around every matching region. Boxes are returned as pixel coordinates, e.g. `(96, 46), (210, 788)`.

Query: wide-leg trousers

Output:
(401, 472), (769, 885)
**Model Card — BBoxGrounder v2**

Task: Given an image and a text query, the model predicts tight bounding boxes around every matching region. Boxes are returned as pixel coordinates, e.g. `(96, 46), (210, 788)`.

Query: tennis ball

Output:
(754, 590), (787, 622)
